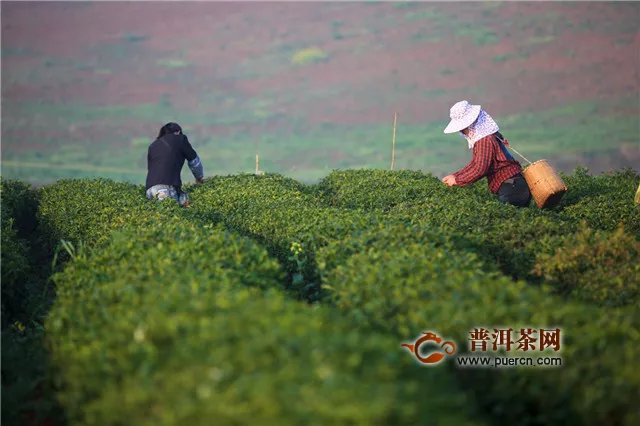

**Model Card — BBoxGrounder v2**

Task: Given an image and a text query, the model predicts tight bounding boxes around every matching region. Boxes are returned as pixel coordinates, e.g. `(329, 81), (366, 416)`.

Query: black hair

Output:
(156, 122), (183, 139)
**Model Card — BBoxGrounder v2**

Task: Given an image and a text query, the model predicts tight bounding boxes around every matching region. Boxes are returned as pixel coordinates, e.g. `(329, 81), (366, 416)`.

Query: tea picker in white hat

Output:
(441, 100), (532, 207)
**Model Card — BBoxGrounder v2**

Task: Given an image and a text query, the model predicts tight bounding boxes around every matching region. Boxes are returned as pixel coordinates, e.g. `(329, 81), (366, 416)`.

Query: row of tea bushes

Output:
(1, 178), (67, 425)
(189, 173), (639, 425)
(37, 178), (163, 251)
(0, 178), (41, 239)
(316, 169), (573, 278)
(1, 203), (32, 326)
(41, 178), (489, 425)
(185, 177), (548, 425)
(315, 167), (640, 236)
(25, 172), (640, 425)
(557, 167), (640, 236)
(531, 225), (640, 306)
(313, 169), (474, 211)
(0, 179), (41, 326)
(48, 220), (489, 426)
(187, 174), (388, 301)
(316, 222), (640, 426)
(314, 169), (639, 306)
(393, 205), (639, 307)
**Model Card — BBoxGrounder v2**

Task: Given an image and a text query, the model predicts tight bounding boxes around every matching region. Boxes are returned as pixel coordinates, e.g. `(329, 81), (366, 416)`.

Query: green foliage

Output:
(317, 169), (573, 281)
(533, 225), (640, 306)
(0, 178), (42, 326)
(1, 322), (64, 426)
(557, 167), (640, 236)
(1, 214), (31, 326)
(1, 178), (40, 238)
(315, 168), (640, 298)
(291, 47), (328, 65)
(5, 165), (639, 426)
(1, 178), (64, 426)
(319, 222), (640, 426)
(157, 58), (189, 68)
(122, 33), (147, 43)
(187, 173), (385, 301)
(316, 169), (446, 211)
(47, 215), (486, 426)
(37, 178), (176, 250)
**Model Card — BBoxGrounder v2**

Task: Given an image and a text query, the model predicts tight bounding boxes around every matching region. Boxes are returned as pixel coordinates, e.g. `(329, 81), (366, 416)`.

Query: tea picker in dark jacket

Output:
(145, 122), (204, 206)
(441, 100), (532, 208)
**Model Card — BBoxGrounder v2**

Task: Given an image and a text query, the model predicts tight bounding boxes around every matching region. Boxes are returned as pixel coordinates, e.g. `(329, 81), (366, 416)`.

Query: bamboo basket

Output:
(501, 141), (568, 209)
(522, 160), (567, 209)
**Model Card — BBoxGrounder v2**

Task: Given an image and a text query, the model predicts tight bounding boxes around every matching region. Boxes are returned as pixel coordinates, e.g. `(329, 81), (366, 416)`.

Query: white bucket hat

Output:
(443, 100), (482, 134)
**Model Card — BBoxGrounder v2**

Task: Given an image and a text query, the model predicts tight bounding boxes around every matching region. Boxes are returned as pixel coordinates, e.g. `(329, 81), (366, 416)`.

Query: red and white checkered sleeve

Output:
(453, 137), (495, 186)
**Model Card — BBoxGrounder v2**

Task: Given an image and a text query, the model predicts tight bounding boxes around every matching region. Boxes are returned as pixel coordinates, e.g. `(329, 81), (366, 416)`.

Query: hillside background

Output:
(2, 1), (639, 186)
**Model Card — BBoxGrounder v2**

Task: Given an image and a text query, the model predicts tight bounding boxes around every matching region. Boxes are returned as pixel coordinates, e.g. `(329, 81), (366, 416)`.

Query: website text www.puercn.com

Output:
(455, 355), (563, 368)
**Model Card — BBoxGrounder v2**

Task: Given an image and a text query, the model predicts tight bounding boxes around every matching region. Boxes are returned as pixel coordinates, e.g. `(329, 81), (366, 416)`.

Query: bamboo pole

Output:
(506, 146), (533, 166)
(390, 111), (397, 170)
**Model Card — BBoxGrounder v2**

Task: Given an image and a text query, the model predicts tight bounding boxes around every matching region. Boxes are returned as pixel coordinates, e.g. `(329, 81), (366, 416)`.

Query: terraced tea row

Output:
(5, 169), (639, 426)
(315, 168), (640, 305)
(36, 178), (488, 426)
(318, 224), (640, 426)
(1, 180), (39, 327)
(188, 171), (640, 426)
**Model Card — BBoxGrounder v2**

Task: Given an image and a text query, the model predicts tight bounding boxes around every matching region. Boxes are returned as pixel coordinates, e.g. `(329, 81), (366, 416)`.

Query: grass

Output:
(526, 35), (556, 45)
(493, 51), (530, 63)
(122, 33), (147, 43)
(291, 47), (329, 66)
(411, 29), (440, 43)
(6, 101), (175, 123)
(3, 98), (636, 186)
(422, 89), (447, 98)
(157, 58), (189, 68)
(403, 9), (440, 21)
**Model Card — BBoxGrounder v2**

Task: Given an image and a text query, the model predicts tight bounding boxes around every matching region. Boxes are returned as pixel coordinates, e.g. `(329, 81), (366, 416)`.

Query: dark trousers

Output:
(497, 174), (531, 208)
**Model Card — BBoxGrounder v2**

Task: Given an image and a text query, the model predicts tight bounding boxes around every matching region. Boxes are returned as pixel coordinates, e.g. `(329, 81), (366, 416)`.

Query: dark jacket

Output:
(145, 133), (202, 190)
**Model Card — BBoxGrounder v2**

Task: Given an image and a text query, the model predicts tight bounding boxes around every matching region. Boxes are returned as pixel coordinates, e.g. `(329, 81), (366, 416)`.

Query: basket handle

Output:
(496, 135), (533, 166)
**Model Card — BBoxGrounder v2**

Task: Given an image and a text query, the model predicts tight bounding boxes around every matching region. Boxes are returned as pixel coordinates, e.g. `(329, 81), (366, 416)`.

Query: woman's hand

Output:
(442, 175), (457, 187)
(196, 178), (205, 184)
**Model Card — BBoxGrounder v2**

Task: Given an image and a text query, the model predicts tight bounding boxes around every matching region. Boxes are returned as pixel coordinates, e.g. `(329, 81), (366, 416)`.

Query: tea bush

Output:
(190, 174), (636, 423)
(47, 217), (488, 426)
(314, 168), (640, 305)
(191, 171), (634, 308)
(0, 179), (41, 326)
(187, 174), (387, 300)
(315, 170), (574, 279)
(391, 202), (572, 279)
(1, 179), (68, 425)
(558, 167), (640, 236)
(319, 222), (640, 426)
(1, 178), (40, 239)
(6, 166), (638, 426)
(316, 169), (467, 211)
(532, 225), (640, 306)
(1, 213), (31, 326)
(37, 178), (181, 251)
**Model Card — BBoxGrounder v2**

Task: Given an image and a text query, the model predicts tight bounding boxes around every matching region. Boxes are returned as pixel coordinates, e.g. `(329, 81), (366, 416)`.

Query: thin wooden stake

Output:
(390, 111), (397, 170)
(256, 154), (259, 174)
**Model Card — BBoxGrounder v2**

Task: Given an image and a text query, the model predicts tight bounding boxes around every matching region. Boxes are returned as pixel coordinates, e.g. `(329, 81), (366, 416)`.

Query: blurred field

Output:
(1, 1), (639, 185)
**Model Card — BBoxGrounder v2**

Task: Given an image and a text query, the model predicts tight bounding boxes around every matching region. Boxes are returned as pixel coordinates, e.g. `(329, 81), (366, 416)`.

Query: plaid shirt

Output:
(453, 133), (523, 194)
